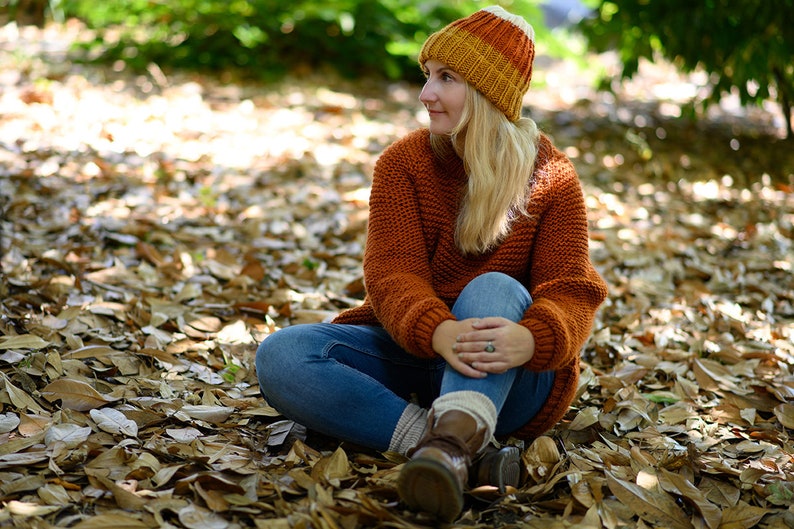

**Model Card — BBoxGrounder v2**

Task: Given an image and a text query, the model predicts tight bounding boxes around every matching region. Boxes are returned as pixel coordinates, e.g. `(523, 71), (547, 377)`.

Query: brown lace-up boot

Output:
(471, 445), (521, 492)
(397, 410), (486, 522)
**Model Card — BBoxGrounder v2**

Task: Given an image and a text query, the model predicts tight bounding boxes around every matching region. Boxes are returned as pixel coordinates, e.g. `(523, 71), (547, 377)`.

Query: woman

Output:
(256, 6), (607, 522)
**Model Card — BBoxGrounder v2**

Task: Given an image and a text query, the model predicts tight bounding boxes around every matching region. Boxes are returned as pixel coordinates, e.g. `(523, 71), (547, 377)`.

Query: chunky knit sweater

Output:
(333, 128), (607, 440)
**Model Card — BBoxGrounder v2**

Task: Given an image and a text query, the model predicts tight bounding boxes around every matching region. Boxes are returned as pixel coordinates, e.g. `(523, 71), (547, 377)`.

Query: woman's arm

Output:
(362, 136), (457, 358)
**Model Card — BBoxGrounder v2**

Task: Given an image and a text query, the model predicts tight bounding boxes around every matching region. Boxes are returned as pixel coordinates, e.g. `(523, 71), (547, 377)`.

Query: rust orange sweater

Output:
(334, 128), (607, 439)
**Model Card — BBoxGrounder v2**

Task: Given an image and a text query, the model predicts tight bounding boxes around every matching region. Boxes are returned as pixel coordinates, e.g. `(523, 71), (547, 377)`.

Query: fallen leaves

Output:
(1, 20), (793, 529)
(90, 408), (139, 437)
(606, 471), (694, 529)
(41, 379), (117, 411)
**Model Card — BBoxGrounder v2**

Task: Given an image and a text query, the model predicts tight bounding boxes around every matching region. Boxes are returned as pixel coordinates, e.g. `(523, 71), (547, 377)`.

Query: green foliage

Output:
(58, 0), (551, 83)
(579, 0), (794, 138)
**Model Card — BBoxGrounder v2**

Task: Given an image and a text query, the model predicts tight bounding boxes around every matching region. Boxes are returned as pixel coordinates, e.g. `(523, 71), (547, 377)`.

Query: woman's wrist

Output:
(431, 319), (458, 355)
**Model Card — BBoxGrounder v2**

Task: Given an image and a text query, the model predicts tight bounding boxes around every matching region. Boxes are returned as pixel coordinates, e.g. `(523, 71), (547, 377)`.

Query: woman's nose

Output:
(419, 81), (436, 104)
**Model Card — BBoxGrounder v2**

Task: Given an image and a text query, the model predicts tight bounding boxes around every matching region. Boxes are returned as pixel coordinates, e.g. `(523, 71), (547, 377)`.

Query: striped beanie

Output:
(419, 6), (535, 122)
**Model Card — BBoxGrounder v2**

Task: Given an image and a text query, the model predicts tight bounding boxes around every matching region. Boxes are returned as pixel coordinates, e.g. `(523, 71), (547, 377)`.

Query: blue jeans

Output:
(255, 272), (554, 451)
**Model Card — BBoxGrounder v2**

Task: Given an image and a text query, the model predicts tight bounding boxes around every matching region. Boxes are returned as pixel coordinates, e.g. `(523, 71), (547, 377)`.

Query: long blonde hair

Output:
(431, 85), (541, 254)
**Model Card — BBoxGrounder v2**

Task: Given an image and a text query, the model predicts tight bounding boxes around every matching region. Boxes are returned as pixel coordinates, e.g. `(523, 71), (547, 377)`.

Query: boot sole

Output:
(398, 457), (463, 522)
(488, 446), (521, 492)
(473, 446), (521, 492)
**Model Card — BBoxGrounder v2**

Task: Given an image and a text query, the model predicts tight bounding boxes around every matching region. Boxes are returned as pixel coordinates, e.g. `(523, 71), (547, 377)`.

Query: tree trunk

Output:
(2, 0), (48, 27)
(773, 67), (793, 140)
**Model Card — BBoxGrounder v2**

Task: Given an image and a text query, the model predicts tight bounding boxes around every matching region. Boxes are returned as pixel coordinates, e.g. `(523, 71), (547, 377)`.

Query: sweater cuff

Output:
(525, 318), (555, 371)
(413, 304), (454, 358)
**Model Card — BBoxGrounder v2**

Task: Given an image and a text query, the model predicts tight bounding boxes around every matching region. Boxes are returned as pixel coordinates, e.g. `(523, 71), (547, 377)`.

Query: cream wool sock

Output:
(388, 403), (429, 455)
(430, 390), (498, 453)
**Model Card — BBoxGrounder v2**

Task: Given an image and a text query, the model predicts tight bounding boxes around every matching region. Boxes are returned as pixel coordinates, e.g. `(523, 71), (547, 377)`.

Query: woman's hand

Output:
(432, 319), (487, 378)
(432, 318), (535, 377)
(453, 318), (535, 375)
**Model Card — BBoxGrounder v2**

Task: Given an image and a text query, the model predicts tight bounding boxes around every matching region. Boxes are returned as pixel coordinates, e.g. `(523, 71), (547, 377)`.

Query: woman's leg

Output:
(398, 272), (554, 520)
(255, 323), (442, 451)
(440, 272), (555, 435)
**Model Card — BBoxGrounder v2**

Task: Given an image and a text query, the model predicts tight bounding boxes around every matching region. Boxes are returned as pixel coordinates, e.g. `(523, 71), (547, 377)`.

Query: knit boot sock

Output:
(429, 390), (497, 453)
(388, 403), (428, 456)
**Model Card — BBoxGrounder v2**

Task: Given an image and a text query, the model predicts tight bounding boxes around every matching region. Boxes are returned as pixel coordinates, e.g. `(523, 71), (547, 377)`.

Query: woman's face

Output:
(419, 59), (467, 135)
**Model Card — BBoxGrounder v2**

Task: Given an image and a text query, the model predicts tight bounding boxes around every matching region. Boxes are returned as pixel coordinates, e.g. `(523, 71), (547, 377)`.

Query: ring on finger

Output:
(485, 341), (495, 353)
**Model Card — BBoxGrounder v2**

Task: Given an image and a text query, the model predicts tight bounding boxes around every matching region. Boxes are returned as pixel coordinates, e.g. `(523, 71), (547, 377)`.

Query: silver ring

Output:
(485, 341), (495, 353)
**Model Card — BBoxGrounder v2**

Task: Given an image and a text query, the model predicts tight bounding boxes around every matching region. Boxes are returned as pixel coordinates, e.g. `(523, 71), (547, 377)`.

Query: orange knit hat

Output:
(418, 6), (535, 122)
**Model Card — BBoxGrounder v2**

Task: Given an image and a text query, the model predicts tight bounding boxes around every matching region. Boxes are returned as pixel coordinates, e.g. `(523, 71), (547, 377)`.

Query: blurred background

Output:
(2, 0), (792, 142)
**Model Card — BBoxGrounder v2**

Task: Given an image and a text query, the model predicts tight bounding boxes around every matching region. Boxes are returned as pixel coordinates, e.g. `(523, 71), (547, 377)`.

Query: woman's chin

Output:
(428, 123), (453, 135)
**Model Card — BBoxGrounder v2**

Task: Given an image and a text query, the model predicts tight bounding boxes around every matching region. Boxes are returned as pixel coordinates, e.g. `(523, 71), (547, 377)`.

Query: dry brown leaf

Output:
(70, 513), (153, 529)
(658, 469), (721, 529)
(185, 314), (223, 333)
(195, 481), (230, 512)
(311, 446), (351, 486)
(166, 427), (203, 442)
(605, 471), (694, 529)
(41, 379), (117, 411)
(523, 436), (562, 484)
(718, 501), (768, 529)
(17, 413), (52, 437)
(0, 452), (49, 469)
(178, 504), (230, 529)
(1, 474), (47, 498)
(570, 479), (596, 509)
(692, 357), (747, 395)
(4, 500), (61, 517)
(0, 412), (20, 433)
(37, 483), (74, 505)
(0, 432), (45, 458)
(567, 406), (600, 431)
(151, 465), (185, 488)
(773, 403), (794, 429)
(2, 374), (48, 414)
(91, 474), (148, 510)
(44, 423), (92, 448)
(253, 518), (292, 529)
(699, 476), (740, 508)
(62, 344), (117, 359)
(240, 259), (266, 281)
(0, 334), (50, 350)
(179, 405), (235, 423)
(137, 347), (184, 366)
(90, 408), (139, 437)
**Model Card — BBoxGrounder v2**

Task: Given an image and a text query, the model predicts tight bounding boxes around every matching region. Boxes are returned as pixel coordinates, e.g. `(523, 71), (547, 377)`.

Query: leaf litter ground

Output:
(1, 21), (793, 529)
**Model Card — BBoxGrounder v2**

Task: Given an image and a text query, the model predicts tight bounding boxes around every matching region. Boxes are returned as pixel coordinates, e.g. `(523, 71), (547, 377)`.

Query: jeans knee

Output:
(467, 272), (515, 290)
(255, 335), (274, 374)
(454, 272), (532, 320)
(464, 272), (531, 303)
(255, 334), (280, 393)
(255, 326), (305, 389)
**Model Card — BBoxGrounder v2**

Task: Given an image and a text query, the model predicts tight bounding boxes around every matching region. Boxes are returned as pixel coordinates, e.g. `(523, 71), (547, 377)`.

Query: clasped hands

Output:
(432, 317), (535, 378)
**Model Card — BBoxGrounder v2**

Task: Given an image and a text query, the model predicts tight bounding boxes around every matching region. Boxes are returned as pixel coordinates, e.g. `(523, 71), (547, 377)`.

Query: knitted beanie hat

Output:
(418, 6), (535, 122)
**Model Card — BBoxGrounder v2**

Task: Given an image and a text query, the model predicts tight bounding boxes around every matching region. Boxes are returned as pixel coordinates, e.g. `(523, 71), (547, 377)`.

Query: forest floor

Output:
(1, 19), (793, 529)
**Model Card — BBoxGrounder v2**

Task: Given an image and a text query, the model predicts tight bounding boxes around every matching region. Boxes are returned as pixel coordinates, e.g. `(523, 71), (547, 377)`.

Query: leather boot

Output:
(397, 410), (485, 522)
(470, 445), (521, 492)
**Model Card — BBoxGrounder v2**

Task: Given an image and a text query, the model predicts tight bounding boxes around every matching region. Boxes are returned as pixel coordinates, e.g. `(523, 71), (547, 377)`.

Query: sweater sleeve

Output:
(361, 137), (454, 357)
(520, 144), (608, 373)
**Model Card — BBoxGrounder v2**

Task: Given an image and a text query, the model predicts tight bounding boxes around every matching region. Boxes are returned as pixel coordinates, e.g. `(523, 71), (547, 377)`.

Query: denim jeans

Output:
(255, 272), (554, 451)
